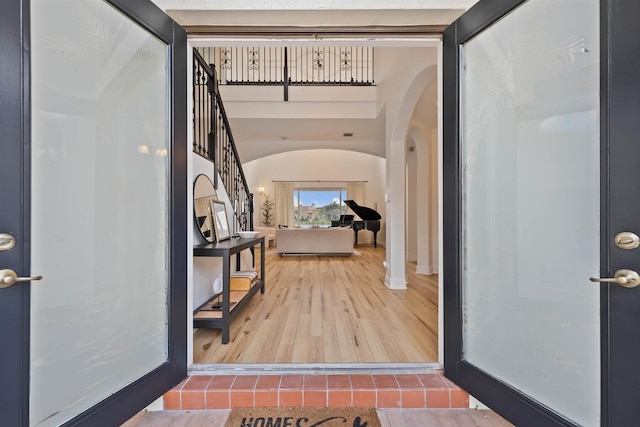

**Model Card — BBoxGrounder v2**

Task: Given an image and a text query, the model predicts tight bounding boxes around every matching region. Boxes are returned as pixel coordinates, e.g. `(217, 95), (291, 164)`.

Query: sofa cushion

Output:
(276, 228), (354, 255)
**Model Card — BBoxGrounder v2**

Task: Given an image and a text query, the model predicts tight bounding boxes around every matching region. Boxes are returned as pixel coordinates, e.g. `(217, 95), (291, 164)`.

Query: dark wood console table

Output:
(193, 236), (265, 344)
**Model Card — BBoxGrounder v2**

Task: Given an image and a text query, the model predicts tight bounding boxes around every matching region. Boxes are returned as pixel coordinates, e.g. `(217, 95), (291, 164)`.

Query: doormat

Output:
(225, 407), (381, 427)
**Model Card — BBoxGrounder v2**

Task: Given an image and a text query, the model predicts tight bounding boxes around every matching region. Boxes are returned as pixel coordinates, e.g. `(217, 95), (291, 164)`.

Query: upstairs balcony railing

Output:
(196, 46), (375, 87)
(193, 48), (253, 233)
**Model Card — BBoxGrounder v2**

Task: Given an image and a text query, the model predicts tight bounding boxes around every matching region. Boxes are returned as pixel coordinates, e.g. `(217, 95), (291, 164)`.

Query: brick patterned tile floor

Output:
(162, 373), (469, 410)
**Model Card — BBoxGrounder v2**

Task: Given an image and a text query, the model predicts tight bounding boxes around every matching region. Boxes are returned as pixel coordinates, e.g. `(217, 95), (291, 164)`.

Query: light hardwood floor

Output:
(193, 245), (439, 364)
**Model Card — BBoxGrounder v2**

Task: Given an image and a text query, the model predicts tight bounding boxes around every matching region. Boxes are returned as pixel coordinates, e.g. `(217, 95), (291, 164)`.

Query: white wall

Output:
(242, 149), (387, 247)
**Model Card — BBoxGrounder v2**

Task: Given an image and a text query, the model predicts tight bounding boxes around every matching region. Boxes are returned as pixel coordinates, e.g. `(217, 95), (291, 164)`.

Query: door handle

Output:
(589, 269), (640, 288)
(0, 269), (43, 289)
(614, 232), (640, 250)
(0, 234), (16, 252)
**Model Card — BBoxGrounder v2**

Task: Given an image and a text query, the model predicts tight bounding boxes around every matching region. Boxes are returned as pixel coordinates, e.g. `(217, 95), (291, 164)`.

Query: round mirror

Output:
(194, 174), (217, 243)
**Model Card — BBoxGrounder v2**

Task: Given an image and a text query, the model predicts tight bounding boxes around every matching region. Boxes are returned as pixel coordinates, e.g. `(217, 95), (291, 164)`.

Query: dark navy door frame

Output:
(443, 1), (640, 426)
(0, 0), (187, 425)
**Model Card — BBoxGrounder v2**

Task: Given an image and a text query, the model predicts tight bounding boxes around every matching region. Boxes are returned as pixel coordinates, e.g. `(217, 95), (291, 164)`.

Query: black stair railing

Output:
(197, 46), (375, 87)
(193, 48), (253, 233)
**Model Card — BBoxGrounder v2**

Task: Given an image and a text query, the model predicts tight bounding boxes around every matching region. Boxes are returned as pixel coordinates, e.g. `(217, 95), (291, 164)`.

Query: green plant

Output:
(261, 194), (274, 228)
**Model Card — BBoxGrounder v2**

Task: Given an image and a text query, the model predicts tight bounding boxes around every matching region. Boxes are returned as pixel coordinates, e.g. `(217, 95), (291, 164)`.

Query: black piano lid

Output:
(344, 200), (381, 220)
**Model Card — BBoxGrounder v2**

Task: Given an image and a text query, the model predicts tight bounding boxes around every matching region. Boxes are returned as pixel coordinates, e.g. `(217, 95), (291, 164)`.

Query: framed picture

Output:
(211, 200), (231, 241)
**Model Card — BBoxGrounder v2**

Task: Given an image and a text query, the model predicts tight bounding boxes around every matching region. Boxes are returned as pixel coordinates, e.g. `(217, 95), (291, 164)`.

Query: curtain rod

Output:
(271, 180), (367, 183)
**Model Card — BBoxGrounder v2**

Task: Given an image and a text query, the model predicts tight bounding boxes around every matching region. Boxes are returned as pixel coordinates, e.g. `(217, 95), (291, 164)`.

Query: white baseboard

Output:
(469, 395), (489, 410)
(385, 275), (407, 289)
(416, 264), (434, 275)
(146, 396), (164, 412)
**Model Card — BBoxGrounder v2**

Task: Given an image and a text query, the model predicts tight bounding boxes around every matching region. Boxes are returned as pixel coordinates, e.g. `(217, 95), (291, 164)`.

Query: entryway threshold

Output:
(164, 363), (468, 410)
(189, 362), (443, 376)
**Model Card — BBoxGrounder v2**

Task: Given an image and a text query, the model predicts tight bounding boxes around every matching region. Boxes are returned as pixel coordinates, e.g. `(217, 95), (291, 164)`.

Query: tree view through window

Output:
(294, 189), (348, 228)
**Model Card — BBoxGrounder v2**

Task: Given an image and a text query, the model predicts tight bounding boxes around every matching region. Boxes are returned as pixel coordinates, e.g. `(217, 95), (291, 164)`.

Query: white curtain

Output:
(346, 182), (366, 209)
(275, 182), (295, 228)
(346, 181), (372, 243)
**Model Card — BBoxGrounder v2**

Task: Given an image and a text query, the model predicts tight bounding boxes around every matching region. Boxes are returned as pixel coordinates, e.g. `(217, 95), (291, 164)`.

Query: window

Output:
(293, 188), (348, 228)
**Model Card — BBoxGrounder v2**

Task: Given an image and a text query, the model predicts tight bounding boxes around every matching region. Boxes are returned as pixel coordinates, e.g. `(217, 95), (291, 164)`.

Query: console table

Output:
(193, 236), (265, 344)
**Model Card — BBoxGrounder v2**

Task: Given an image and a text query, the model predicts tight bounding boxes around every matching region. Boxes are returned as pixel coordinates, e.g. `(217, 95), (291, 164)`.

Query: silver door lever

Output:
(590, 269), (640, 288)
(0, 269), (43, 289)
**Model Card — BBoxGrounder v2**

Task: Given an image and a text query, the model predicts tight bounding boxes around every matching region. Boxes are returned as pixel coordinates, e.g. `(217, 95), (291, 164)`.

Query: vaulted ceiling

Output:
(152, 0), (478, 162)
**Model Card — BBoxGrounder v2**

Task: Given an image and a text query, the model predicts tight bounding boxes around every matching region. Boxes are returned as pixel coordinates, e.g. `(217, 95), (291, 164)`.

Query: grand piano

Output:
(331, 200), (381, 248)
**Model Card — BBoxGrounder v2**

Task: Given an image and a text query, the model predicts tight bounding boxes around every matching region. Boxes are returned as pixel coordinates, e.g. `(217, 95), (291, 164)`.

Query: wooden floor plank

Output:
(193, 245), (439, 364)
(360, 318), (393, 362)
(183, 410), (228, 427)
(464, 409), (505, 427)
(274, 284), (303, 362)
(291, 313), (311, 363)
(323, 318), (341, 363)
(121, 410), (182, 427)
(333, 306), (359, 363)
(343, 302), (376, 363)
(384, 409), (435, 426)
(450, 410), (484, 427)
(479, 411), (517, 427)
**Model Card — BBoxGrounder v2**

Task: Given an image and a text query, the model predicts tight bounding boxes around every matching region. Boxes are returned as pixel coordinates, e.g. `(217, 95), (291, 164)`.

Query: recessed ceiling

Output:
(230, 117), (386, 162)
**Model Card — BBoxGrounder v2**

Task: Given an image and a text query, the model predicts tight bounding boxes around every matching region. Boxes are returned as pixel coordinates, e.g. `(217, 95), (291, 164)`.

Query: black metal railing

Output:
(193, 48), (253, 233)
(197, 46), (375, 86)
(193, 50), (214, 159)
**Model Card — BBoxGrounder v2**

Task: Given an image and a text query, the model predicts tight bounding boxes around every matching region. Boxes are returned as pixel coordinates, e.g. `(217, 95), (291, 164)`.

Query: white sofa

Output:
(276, 228), (354, 255)
(254, 226), (276, 247)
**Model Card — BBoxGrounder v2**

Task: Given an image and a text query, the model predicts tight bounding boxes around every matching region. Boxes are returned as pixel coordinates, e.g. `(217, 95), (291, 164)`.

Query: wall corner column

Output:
(385, 138), (407, 290)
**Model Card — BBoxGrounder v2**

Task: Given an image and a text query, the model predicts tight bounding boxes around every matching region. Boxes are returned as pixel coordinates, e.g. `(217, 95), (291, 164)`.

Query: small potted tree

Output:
(262, 194), (274, 228)
(255, 194), (276, 246)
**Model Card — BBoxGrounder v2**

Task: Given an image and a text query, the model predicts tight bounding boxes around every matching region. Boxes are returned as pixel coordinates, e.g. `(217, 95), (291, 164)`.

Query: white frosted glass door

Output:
(30, 0), (170, 425)
(460, 0), (599, 425)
